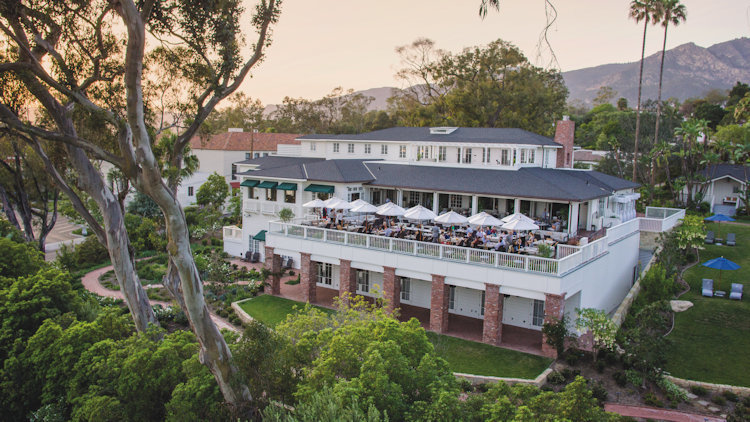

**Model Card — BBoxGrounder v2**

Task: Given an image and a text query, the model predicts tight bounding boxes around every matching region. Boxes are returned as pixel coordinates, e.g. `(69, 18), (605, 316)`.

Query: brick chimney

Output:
(554, 116), (575, 169)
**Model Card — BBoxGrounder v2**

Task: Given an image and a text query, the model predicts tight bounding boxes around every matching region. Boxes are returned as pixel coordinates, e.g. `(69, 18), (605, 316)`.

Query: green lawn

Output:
(664, 221), (750, 387)
(426, 332), (551, 379)
(237, 295), (551, 378)
(237, 295), (334, 328)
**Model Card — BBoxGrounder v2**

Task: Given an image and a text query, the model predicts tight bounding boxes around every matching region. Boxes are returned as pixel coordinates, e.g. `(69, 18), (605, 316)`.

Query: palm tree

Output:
(629, 0), (659, 183)
(652, 0), (687, 148)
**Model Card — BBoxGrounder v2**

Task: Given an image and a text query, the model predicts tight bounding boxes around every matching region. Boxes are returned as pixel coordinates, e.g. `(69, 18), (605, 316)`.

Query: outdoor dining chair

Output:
(727, 233), (736, 246)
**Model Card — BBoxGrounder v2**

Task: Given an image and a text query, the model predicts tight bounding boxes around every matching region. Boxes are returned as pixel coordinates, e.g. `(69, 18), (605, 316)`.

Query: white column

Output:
(569, 203), (580, 235)
(433, 192), (439, 213)
(514, 198), (521, 214)
(458, 147), (462, 164)
(471, 195), (479, 215)
(397, 189), (403, 206)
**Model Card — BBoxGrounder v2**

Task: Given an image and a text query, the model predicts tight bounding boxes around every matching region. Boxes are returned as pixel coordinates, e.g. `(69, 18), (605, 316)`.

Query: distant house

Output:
(573, 149), (607, 170)
(188, 129), (301, 187)
(174, 171), (211, 208)
(685, 164), (750, 214)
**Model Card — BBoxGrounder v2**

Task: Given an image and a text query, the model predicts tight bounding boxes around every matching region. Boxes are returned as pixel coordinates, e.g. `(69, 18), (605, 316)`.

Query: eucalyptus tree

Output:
(0, 0), (282, 409)
(652, 0), (686, 149)
(629, 0), (660, 182)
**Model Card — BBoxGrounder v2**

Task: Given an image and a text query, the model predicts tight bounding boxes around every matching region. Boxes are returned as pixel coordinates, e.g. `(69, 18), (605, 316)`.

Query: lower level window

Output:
(357, 270), (369, 292)
(248, 238), (260, 253)
(480, 291), (485, 316)
(318, 263), (332, 285)
(400, 278), (411, 301)
(532, 299), (545, 327)
(449, 285), (456, 310)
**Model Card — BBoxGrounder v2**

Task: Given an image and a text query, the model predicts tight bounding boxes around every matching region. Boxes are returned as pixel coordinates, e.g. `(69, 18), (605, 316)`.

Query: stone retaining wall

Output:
(231, 298), (255, 325)
(666, 375), (750, 396)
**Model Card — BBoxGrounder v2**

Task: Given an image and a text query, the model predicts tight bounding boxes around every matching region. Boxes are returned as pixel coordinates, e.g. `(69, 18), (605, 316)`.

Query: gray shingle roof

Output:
(238, 158), (376, 183)
(702, 164), (750, 182)
(363, 164), (629, 202)
(235, 156), (322, 167)
(299, 127), (560, 146)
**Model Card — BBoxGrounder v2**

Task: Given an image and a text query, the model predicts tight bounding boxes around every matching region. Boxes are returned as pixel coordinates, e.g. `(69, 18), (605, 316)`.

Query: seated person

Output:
(384, 226), (393, 237)
(471, 236), (484, 248)
(415, 231), (424, 242)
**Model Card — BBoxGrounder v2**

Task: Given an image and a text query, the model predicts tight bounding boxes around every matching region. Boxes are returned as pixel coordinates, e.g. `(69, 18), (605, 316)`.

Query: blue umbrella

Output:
(704, 214), (736, 243)
(702, 256), (741, 290)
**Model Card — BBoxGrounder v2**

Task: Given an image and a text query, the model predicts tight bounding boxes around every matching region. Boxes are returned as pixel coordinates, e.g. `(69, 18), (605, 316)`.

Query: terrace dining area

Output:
(300, 197), (578, 260)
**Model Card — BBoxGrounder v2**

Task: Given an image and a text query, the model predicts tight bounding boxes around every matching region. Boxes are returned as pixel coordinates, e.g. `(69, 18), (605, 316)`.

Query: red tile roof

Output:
(189, 132), (301, 152)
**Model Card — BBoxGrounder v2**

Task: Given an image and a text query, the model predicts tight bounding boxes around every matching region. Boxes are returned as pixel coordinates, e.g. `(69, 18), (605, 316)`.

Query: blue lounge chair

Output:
(730, 283), (743, 300)
(702, 279), (714, 297)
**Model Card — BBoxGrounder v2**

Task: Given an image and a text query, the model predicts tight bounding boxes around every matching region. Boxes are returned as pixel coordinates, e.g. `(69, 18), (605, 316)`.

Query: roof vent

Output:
(228, 128), (243, 133)
(429, 127), (458, 135)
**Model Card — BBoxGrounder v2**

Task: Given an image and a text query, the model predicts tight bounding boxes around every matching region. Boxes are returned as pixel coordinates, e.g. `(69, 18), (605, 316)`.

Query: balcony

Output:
(267, 217), (640, 277)
(243, 199), (302, 216)
(639, 207), (685, 233)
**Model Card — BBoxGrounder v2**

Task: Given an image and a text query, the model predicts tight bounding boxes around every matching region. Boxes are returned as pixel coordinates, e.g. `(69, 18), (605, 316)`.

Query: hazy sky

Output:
(240, 0), (750, 105)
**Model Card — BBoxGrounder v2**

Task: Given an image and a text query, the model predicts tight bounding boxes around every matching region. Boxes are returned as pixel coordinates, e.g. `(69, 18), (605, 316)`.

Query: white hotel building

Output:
(223, 121), (683, 356)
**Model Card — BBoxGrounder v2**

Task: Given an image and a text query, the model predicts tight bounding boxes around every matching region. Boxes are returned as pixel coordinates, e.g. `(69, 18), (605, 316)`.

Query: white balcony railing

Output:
(223, 225), (242, 240)
(243, 199), (302, 217)
(267, 218), (642, 276)
(639, 207), (685, 233)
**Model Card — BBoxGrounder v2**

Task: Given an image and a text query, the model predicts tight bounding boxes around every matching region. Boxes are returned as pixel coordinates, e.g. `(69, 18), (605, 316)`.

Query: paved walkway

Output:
(80, 264), (238, 332)
(604, 403), (725, 422)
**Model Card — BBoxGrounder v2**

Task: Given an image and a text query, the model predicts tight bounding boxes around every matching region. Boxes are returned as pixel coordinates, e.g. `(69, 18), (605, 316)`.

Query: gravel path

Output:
(604, 403), (725, 422)
(80, 264), (238, 332)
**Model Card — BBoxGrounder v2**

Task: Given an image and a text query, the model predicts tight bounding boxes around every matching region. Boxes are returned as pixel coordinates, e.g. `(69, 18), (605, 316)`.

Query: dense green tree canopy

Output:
(196, 172), (229, 208)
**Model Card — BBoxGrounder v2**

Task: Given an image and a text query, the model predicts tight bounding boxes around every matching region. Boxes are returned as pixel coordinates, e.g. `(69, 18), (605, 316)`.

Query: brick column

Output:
(300, 252), (317, 303)
(339, 259), (356, 300)
(482, 284), (504, 345)
(264, 246), (281, 295)
(429, 275), (449, 333)
(541, 293), (566, 358)
(382, 266), (399, 312)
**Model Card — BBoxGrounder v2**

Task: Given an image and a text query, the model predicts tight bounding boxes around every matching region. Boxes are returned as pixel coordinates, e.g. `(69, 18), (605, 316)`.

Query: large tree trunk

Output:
(65, 144), (159, 332)
(140, 173), (250, 407)
(653, 23), (669, 170)
(633, 20), (649, 183)
(0, 184), (21, 231)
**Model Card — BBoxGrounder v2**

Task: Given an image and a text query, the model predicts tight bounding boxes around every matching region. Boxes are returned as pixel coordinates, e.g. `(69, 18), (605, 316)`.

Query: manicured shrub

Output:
(589, 381), (608, 403)
(690, 385), (708, 396)
(547, 371), (566, 385)
(644, 392), (664, 408)
(722, 390), (739, 402)
(625, 369), (644, 387)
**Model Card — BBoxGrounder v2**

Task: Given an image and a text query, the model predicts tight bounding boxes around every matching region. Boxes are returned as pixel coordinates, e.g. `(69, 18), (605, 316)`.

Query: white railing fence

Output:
(222, 225), (242, 240)
(640, 207), (685, 233)
(266, 218), (643, 276)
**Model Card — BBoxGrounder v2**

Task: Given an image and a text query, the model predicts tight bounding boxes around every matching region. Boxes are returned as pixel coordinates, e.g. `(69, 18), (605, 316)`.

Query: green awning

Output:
(253, 230), (267, 242)
(277, 182), (298, 191)
(257, 181), (278, 189)
(240, 179), (260, 187)
(304, 184), (335, 193)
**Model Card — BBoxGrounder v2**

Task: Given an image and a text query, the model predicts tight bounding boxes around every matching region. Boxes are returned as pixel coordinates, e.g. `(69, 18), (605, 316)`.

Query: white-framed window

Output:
(347, 186), (363, 202)
(333, 143), (340, 153)
(249, 238), (260, 253)
(188, 186), (194, 196)
(231, 164), (237, 180)
(364, 144), (371, 154)
(482, 148), (489, 164)
(381, 144), (388, 155)
(520, 149), (527, 164)
(408, 191), (421, 205)
(348, 143), (355, 153)
(449, 285), (456, 310)
(310, 142), (316, 151)
(400, 277), (411, 301)
(464, 148), (472, 164)
(357, 270), (369, 293)
(501, 149), (510, 165)
(399, 145), (407, 158)
(246, 187), (254, 199)
(457, 148), (462, 162)
(318, 262), (332, 285)
(245, 152), (251, 160)
(438, 146), (446, 162)
(449, 194), (462, 209)
(481, 291), (485, 316)
(417, 145), (430, 160)
(254, 152), (260, 158)
(528, 149), (535, 163)
(532, 299), (545, 327)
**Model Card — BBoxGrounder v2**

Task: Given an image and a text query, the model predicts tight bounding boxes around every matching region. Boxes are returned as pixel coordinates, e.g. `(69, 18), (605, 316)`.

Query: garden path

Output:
(604, 403), (725, 421)
(80, 264), (238, 332)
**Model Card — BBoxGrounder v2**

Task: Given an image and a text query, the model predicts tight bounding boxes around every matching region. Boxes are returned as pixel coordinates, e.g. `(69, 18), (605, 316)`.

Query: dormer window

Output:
(333, 143), (339, 153)
(429, 127), (458, 135)
(348, 143), (355, 153)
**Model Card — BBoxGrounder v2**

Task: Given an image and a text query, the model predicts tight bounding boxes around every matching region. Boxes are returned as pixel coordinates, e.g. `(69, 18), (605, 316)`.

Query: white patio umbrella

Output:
(350, 202), (379, 213)
(348, 198), (370, 209)
(434, 210), (469, 225)
(323, 197), (352, 210)
(501, 218), (539, 231)
(500, 212), (535, 224)
(303, 198), (326, 208)
(468, 211), (504, 227)
(403, 205), (438, 221)
(376, 202), (406, 217)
